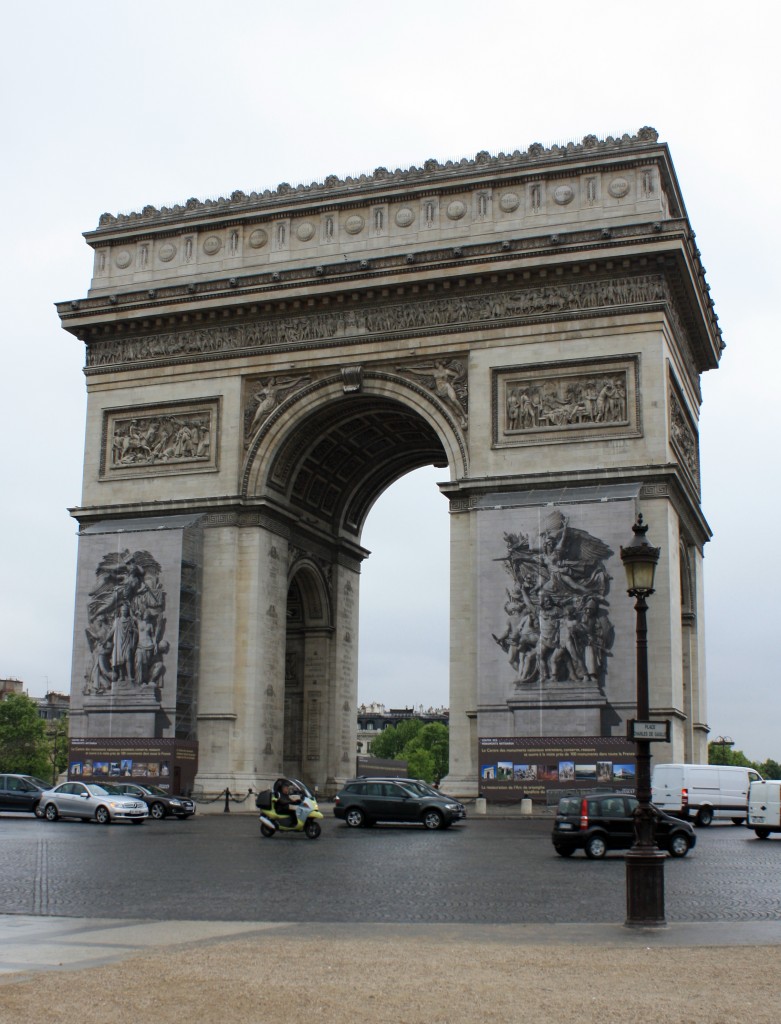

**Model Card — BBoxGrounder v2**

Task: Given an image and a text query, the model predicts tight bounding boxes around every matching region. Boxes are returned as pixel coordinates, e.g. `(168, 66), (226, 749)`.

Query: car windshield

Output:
(557, 798), (582, 815)
(99, 784), (124, 794)
(145, 785), (168, 796)
(288, 778), (314, 799)
(26, 777), (52, 790)
(410, 781), (444, 796)
(86, 784), (114, 796)
(399, 781), (430, 796)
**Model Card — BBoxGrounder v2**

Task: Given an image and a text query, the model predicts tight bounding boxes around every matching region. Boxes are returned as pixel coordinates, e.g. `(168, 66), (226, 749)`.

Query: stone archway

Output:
(59, 129), (721, 798)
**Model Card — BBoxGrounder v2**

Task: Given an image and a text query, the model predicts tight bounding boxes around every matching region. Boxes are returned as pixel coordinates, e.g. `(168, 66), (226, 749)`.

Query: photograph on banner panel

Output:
(69, 518), (202, 743)
(476, 495), (638, 742)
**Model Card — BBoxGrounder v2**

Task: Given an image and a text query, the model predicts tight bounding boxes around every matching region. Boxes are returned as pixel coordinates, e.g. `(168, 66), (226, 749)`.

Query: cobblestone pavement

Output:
(1, 812), (779, 924)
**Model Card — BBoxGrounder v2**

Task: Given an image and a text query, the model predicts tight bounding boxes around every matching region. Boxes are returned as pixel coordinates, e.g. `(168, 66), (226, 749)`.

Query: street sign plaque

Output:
(628, 719), (671, 742)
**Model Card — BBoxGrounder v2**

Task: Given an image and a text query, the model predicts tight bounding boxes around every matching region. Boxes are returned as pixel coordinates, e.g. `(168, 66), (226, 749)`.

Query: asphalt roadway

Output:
(2, 809), (781, 1023)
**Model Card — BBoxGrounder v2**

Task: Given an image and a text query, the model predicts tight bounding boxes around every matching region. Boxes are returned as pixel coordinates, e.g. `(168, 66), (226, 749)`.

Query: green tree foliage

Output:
(369, 719), (449, 783)
(0, 693), (50, 778)
(369, 718), (423, 760)
(708, 742), (781, 780)
(45, 714), (70, 785)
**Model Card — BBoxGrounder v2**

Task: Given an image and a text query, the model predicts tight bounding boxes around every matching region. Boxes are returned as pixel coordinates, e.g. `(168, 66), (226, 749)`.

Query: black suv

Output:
(552, 792), (696, 859)
(358, 777), (466, 820)
(334, 778), (463, 829)
(0, 774), (51, 817)
(112, 783), (196, 819)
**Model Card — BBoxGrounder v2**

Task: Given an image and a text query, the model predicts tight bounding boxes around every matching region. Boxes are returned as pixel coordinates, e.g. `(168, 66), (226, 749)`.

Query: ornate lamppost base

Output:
(625, 848), (667, 927)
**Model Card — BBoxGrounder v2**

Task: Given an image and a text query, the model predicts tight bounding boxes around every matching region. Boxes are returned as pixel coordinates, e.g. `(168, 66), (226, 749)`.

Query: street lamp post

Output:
(620, 514), (666, 927)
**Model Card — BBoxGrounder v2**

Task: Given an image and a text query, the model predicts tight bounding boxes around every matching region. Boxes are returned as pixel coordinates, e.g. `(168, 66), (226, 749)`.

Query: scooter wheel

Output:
(260, 824), (276, 838)
(305, 820), (321, 839)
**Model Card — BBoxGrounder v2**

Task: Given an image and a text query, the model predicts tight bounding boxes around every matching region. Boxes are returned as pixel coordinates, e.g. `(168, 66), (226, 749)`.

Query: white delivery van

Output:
(651, 763), (763, 826)
(747, 780), (781, 839)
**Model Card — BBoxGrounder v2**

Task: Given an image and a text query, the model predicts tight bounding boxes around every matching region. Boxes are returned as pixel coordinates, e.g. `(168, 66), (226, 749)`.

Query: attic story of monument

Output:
(57, 128), (722, 799)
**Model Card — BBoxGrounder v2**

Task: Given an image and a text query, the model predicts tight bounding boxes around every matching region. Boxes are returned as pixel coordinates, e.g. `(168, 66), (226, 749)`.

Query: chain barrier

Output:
(191, 788), (256, 812)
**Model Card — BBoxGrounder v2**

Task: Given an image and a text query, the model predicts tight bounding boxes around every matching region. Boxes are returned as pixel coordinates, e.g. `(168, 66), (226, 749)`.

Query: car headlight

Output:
(169, 799), (181, 806)
(445, 803), (459, 810)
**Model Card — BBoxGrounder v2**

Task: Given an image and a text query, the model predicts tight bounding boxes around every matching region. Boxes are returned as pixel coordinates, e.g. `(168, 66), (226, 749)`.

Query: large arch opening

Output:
(254, 387), (458, 788)
(263, 392), (452, 537)
(357, 465), (450, 711)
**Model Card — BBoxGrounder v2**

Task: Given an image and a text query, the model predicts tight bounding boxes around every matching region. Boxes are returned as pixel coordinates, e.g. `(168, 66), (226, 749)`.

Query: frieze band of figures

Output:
(85, 273), (681, 369)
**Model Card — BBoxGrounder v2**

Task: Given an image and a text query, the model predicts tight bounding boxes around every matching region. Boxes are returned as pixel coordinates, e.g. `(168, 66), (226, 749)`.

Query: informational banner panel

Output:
(68, 737), (198, 795)
(479, 735), (636, 805)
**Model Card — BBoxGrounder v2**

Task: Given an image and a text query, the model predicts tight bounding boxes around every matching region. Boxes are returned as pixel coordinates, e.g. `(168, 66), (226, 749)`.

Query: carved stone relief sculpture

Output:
(493, 357), (640, 448)
(669, 377), (700, 489)
(86, 274), (674, 373)
(102, 401), (219, 476)
(243, 375), (311, 448)
(82, 550), (168, 697)
(395, 358), (468, 429)
(491, 511), (615, 693)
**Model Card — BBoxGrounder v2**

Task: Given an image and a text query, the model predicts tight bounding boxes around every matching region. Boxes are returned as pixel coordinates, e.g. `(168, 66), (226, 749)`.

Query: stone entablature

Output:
(70, 268), (714, 392)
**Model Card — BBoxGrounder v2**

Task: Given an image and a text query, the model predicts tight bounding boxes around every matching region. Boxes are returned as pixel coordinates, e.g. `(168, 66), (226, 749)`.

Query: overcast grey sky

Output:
(1, 2), (777, 758)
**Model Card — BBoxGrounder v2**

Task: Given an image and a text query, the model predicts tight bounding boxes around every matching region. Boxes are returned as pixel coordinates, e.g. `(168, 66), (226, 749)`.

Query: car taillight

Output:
(334, 796), (340, 805)
(579, 798), (589, 830)
(682, 788), (688, 808)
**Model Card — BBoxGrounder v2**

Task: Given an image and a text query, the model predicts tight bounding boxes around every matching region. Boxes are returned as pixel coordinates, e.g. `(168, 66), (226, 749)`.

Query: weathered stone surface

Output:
(59, 130), (720, 797)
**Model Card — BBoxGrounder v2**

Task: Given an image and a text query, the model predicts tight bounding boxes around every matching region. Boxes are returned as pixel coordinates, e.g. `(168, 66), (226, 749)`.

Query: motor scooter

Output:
(257, 778), (323, 839)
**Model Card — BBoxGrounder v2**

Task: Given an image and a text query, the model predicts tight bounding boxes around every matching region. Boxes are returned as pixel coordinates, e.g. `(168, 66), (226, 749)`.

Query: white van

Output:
(747, 780), (781, 839)
(651, 763), (763, 826)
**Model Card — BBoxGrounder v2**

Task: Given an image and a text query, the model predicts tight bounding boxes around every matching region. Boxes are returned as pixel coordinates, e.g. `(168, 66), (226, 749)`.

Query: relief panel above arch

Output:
(492, 356), (641, 448)
(100, 398), (221, 479)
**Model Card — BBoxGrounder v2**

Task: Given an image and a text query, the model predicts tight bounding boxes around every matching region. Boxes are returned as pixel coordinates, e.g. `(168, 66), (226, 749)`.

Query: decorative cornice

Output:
(92, 128), (662, 232)
(60, 219), (685, 322)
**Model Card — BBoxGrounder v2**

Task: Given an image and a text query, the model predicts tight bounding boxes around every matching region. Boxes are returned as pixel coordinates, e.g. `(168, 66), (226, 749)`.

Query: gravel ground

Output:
(2, 931), (780, 1024)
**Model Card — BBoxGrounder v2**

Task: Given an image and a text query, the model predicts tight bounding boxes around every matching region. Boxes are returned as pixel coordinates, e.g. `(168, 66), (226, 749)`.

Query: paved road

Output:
(1, 812), (779, 924)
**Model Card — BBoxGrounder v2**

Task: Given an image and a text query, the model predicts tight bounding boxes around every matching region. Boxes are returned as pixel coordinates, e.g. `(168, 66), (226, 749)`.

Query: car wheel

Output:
(344, 807), (365, 828)
(668, 833), (691, 857)
(260, 823), (276, 838)
(584, 834), (608, 859)
(33, 801), (44, 819)
(554, 846), (575, 857)
(44, 803), (59, 822)
(755, 828), (771, 840)
(95, 806), (111, 825)
(696, 807), (713, 827)
(731, 817), (745, 826)
(305, 820), (321, 839)
(150, 802), (166, 820)
(422, 809), (444, 830)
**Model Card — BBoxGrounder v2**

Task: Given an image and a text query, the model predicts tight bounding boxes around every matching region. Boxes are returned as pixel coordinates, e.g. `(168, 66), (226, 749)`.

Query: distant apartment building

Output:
(0, 679), (69, 721)
(357, 702), (449, 754)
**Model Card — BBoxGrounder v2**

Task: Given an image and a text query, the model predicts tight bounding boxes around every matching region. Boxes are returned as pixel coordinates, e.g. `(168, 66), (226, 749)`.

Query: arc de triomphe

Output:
(58, 127), (721, 798)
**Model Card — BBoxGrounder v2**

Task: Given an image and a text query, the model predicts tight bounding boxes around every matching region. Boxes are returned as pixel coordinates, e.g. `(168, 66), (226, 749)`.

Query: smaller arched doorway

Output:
(284, 561), (333, 789)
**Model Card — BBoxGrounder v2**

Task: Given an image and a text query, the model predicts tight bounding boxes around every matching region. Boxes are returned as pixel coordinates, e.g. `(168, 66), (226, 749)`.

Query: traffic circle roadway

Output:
(1, 813), (780, 925)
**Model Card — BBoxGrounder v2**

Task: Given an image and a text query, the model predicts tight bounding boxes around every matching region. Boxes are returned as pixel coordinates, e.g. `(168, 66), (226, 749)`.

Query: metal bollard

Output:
(223, 787), (231, 812)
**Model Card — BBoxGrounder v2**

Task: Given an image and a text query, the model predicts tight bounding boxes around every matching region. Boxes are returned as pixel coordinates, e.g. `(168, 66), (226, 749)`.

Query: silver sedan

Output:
(38, 782), (149, 824)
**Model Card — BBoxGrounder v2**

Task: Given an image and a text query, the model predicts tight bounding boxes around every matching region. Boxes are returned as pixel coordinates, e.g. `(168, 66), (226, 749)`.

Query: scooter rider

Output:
(272, 778), (301, 829)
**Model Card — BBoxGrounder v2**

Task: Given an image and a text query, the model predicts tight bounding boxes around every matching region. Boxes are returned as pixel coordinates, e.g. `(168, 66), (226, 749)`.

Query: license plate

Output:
(753, 816), (765, 823)
(557, 822), (573, 831)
